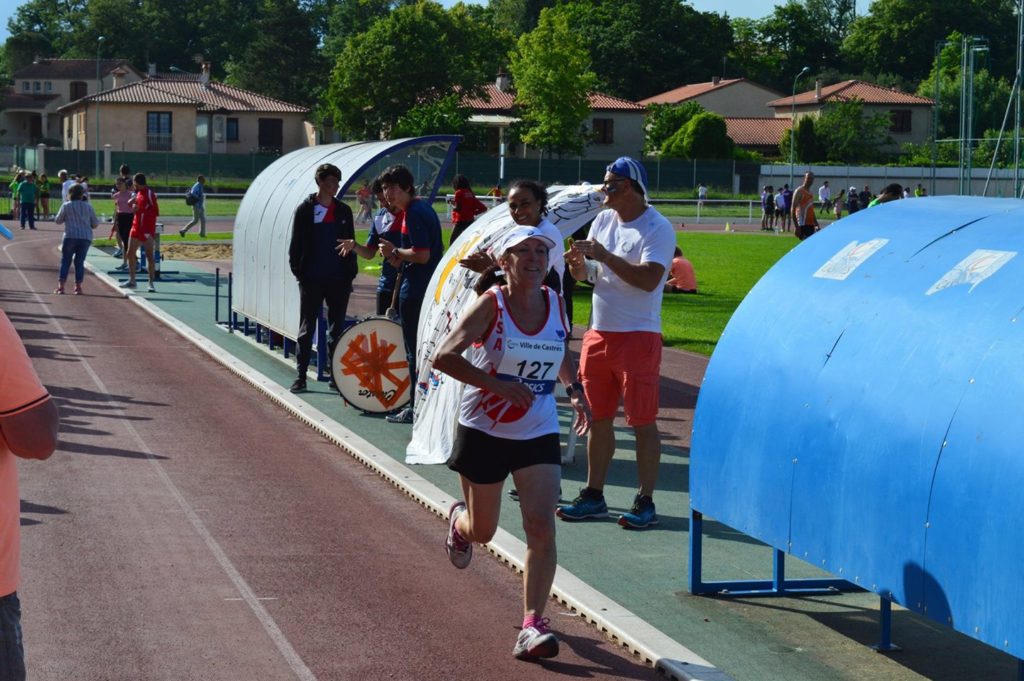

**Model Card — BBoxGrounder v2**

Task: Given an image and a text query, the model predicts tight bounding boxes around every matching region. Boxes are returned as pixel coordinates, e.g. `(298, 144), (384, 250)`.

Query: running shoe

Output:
(112, 248), (123, 257)
(556, 487), (608, 521)
(74, 283), (82, 295)
(513, 619), (559, 659)
(386, 406), (413, 424)
(289, 378), (307, 393)
(54, 284), (64, 294)
(618, 494), (659, 529)
(178, 228), (187, 237)
(119, 280), (136, 289)
(115, 263), (128, 271)
(445, 501), (472, 569)
(147, 284), (156, 293)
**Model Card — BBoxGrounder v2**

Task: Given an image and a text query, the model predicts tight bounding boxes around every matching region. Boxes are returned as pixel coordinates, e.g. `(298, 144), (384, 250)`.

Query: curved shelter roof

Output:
(232, 136), (460, 338)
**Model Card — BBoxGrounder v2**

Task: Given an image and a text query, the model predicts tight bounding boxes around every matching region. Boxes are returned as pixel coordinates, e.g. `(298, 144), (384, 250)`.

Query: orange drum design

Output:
(332, 317), (411, 413)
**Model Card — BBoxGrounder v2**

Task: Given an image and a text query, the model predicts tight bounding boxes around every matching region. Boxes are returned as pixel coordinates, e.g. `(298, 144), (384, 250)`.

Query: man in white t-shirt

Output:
(58, 169), (75, 203)
(817, 180), (831, 211)
(558, 157), (675, 529)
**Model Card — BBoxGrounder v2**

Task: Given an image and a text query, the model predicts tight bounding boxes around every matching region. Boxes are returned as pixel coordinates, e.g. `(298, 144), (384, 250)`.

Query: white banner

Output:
(405, 184), (605, 464)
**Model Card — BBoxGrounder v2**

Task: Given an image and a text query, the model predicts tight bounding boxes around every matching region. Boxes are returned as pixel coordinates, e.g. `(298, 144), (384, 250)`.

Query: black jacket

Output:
(288, 194), (357, 281)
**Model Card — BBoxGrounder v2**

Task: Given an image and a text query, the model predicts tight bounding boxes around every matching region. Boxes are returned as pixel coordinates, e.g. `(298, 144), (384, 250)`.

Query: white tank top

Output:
(459, 286), (569, 439)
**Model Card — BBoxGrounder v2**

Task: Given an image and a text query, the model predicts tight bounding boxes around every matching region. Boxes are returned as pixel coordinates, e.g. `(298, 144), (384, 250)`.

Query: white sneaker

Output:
(445, 501), (472, 569)
(513, 620), (559, 659)
(385, 406), (413, 424)
(119, 280), (136, 289)
(147, 284), (156, 293)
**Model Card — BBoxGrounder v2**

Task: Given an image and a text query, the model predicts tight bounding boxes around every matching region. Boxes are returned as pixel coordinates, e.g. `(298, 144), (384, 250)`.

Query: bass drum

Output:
(331, 316), (411, 414)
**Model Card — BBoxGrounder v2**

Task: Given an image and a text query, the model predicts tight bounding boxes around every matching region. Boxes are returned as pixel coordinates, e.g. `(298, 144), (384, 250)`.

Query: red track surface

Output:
(2, 223), (659, 680)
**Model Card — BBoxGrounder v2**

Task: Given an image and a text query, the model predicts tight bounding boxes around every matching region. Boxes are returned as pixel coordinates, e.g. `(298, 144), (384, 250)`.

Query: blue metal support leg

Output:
(872, 596), (902, 652)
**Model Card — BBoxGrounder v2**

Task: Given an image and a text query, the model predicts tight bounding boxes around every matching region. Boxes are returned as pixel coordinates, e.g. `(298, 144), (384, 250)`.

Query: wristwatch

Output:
(565, 381), (584, 397)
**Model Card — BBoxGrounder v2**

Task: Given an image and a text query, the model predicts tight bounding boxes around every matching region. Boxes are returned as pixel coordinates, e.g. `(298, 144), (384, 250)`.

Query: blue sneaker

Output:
(618, 494), (658, 529)
(556, 488), (608, 521)
(113, 248), (123, 258)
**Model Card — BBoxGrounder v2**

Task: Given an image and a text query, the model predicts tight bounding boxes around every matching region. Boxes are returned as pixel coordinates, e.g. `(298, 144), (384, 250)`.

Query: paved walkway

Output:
(28, 232), (1016, 680)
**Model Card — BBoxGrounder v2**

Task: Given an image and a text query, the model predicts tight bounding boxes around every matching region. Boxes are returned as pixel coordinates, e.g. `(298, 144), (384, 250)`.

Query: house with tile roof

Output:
(724, 117), (793, 156)
(57, 63), (310, 155)
(0, 58), (147, 145)
(766, 80), (935, 150)
(639, 78), (783, 118)
(462, 75), (645, 160)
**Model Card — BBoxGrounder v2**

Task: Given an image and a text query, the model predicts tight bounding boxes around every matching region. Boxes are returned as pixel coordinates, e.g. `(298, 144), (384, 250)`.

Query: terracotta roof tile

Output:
(462, 83), (642, 113)
(59, 78), (309, 114)
(639, 78), (768, 106)
(767, 80), (934, 107)
(14, 58), (141, 80)
(725, 117), (791, 147)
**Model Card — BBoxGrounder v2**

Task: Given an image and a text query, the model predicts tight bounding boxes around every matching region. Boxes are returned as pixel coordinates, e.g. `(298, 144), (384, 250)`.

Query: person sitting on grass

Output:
(664, 246), (697, 294)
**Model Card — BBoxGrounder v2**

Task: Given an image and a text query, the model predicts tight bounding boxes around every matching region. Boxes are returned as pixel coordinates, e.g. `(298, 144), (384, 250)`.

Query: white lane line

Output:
(76, 254), (731, 681)
(3, 242), (318, 681)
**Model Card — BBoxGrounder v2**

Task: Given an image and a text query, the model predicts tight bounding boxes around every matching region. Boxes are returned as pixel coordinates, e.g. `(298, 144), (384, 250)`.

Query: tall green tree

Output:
(324, 1), (504, 139)
(661, 112), (733, 160)
(225, 0), (324, 107)
(508, 8), (597, 155)
(813, 99), (892, 162)
(549, 0), (732, 101)
(842, 0), (1018, 86)
(643, 102), (704, 155)
(318, 0), (414, 62)
(780, 116), (824, 163)
(486, 0), (556, 35)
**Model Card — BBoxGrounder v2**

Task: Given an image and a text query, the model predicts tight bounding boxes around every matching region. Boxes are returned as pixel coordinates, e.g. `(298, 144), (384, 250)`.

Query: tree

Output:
(842, 0), (1018, 86)
(225, 0), (324, 107)
(508, 8), (597, 155)
(549, 0), (732, 101)
(661, 112), (733, 160)
(780, 116), (824, 163)
(487, 0), (557, 35)
(391, 94), (471, 138)
(319, 0), (412, 62)
(643, 101), (704, 155)
(813, 99), (892, 162)
(917, 32), (1015, 142)
(324, 1), (504, 139)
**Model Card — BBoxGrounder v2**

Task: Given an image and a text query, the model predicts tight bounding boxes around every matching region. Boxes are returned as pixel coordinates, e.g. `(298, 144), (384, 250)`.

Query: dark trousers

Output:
(296, 278), (352, 376)
(19, 203), (34, 229)
(0, 592), (25, 681)
(449, 220), (474, 248)
(376, 290), (395, 317)
(399, 295), (422, 405)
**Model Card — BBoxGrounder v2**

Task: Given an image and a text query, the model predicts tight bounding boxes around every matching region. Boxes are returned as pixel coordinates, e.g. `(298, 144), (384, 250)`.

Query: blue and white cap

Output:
(606, 156), (648, 197)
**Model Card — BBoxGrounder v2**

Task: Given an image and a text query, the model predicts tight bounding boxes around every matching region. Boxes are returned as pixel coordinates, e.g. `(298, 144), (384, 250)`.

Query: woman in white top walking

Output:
(53, 183), (98, 294)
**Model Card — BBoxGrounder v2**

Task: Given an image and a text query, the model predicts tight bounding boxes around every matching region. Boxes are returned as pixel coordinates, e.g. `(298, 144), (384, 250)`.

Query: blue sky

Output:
(0, 0), (17, 42)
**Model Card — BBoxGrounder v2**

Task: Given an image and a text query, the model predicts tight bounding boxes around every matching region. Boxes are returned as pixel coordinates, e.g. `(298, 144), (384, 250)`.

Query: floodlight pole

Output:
(788, 66), (810, 190)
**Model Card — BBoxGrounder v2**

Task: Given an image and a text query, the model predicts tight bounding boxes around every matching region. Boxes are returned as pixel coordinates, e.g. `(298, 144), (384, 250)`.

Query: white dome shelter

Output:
(232, 135), (461, 338)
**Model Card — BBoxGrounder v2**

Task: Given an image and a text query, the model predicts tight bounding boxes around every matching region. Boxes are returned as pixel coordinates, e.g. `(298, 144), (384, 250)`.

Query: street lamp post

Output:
(95, 35), (105, 178)
(788, 66), (810, 189)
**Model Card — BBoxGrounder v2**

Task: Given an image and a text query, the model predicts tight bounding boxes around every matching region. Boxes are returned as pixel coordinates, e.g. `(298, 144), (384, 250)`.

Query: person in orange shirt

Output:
(791, 171), (818, 240)
(664, 246), (697, 294)
(0, 310), (59, 681)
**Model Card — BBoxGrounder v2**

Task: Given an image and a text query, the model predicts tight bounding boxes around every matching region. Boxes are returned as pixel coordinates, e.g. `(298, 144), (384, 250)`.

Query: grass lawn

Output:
(570, 232), (797, 356)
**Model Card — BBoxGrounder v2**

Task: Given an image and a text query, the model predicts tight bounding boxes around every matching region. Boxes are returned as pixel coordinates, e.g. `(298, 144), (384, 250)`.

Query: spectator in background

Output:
(697, 182), (708, 208)
(818, 180), (831, 212)
(0, 309), (60, 681)
(847, 186), (860, 214)
(59, 170), (74, 203)
(36, 173), (50, 221)
(915, 183), (925, 197)
(121, 173), (160, 293)
(780, 184), (793, 232)
(868, 183), (903, 207)
(664, 246), (697, 294)
(111, 178), (134, 271)
(118, 164), (133, 191)
(833, 188), (846, 220)
(355, 180), (373, 224)
(761, 185), (776, 231)
(336, 177), (401, 317)
(448, 174), (488, 247)
(774, 186), (786, 229)
(858, 185), (872, 210)
(178, 175), (207, 238)
(53, 182), (98, 295)
(17, 174), (37, 231)
(487, 182), (504, 201)
(287, 163), (357, 394)
(792, 171), (818, 240)
(378, 164), (444, 424)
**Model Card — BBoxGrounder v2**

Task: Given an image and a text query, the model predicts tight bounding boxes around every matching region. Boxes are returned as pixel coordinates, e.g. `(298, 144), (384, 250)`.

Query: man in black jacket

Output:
(287, 163), (357, 393)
